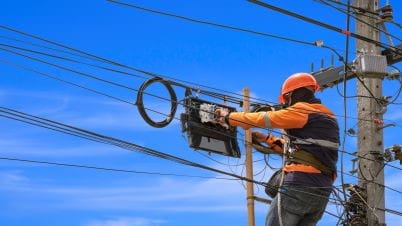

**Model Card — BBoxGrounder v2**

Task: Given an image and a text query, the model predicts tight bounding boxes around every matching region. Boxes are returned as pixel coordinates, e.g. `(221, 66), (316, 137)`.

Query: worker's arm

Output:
(252, 131), (284, 154)
(228, 103), (310, 129)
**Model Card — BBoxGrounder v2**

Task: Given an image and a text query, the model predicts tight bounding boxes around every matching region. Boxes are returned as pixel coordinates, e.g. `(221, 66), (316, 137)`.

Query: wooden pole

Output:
(355, 0), (385, 225)
(243, 87), (255, 226)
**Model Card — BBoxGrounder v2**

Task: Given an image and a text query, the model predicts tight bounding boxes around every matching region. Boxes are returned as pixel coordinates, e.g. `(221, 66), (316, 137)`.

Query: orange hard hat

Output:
(278, 73), (320, 103)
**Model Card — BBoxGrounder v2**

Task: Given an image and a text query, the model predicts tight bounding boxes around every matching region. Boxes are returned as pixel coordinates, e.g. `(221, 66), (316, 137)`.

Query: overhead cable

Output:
(1, 43), (398, 127)
(1, 25), (399, 125)
(0, 106), (266, 186)
(2, 58), (401, 197)
(339, 1), (352, 222)
(314, 0), (402, 43)
(0, 156), (238, 180)
(106, 0), (318, 47)
(247, 0), (401, 54)
(0, 105), (343, 216)
(1, 56), (401, 171)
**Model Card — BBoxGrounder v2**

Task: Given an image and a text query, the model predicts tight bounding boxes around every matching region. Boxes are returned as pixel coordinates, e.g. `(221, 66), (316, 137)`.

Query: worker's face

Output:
(284, 92), (292, 106)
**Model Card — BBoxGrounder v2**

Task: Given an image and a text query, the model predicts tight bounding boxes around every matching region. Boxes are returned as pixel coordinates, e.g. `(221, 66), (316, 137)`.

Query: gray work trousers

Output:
(265, 186), (332, 226)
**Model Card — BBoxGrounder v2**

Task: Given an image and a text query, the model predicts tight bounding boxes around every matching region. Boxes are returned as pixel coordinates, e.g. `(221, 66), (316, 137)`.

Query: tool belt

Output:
(286, 149), (333, 176)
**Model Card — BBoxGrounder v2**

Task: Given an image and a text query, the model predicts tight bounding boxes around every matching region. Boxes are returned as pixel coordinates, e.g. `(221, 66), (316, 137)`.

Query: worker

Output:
(216, 73), (339, 226)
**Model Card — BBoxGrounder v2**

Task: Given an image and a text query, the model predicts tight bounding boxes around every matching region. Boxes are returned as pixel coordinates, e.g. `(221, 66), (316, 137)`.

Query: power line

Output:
(0, 156), (238, 180)
(1, 56), (401, 172)
(106, 0), (318, 47)
(247, 0), (401, 54)
(1, 24), (400, 128)
(322, 0), (379, 17)
(0, 22), (314, 105)
(0, 35), (97, 61)
(0, 107), (342, 203)
(339, 170), (402, 196)
(0, 105), (343, 217)
(0, 43), (149, 79)
(0, 22), (349, 106)
(0, 106), (267, 186)
(0, 29), (398, 173)
(2, 43), (399, 128)
(314, 0), (402, 43)
(2, 62), (398, 218)
(2, 57), (400, 181)
(339, 1), (352, 222)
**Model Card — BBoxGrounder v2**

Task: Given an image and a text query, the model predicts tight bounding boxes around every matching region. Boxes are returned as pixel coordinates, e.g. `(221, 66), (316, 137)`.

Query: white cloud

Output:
(0, 169), (248, 213)
(85, 217), (166, 226)
(0, 137), (133, 158)
(0, 170), (29, 186)
(0, 88), (179, 131)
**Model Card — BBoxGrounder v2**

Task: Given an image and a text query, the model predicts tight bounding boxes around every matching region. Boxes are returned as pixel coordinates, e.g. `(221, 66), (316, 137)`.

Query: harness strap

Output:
(286, 149), (333, 176)
(292, 138), (339, 150)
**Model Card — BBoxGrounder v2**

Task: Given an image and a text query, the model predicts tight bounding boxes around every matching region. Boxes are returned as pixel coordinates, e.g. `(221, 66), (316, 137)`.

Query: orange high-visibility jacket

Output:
(228, 101), (339, 176)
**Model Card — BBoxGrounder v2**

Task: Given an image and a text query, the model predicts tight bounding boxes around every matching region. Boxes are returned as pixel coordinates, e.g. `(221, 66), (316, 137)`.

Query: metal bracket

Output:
(311, 44), (402, 89)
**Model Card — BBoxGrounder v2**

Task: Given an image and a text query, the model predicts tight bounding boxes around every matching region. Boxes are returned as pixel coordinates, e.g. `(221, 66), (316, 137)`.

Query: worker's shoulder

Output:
(289, 102), (336, 119)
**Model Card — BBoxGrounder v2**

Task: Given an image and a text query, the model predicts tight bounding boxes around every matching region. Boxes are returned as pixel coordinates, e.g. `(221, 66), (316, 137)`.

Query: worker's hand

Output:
(252, 131), (268, 143)
(215, 107), (229, 128)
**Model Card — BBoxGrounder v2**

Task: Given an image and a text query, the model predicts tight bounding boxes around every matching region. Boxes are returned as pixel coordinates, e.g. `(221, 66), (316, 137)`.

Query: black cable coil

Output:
(136, 77), (178, 128)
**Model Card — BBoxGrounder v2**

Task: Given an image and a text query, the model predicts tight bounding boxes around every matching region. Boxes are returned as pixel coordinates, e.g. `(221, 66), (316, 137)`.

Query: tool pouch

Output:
(265, 169), (282, 198)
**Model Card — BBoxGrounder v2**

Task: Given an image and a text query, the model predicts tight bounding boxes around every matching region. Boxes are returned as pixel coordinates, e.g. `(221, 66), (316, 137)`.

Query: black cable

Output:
(2, 62), (401, 195)
(0, 22), (307, 106)
(315, 0), (402, 43)
(340, 1), (352, 222)
(2, 43), (396, 127)
(0, 18), (351, 107)
(136, 77), (178, 128)
(0, 45), (398, 173)
(388, 78), (402, 105)
(1, 56), (398, 173)
(1, 25), (399, 127)
(247, 0), (401, 54)
(322, 0), (380, 17)
(381, 207), (402, 217)
(0, 22), (395, 116)
(106, 0), (318, 47)
(390, 20), (402, 29)
(0, 42), (149, 79)
(0, 105), (345, 217)
(1, 55), (401, 171)
(340, 170), (402, 195)
(0, 156), (238, 180)
(0, 106), (268, 186)
(0, 106), (341, 204)
(0, 59), (255, 155)
(0, 35), (99, 62)
(387, 66), (402, 105)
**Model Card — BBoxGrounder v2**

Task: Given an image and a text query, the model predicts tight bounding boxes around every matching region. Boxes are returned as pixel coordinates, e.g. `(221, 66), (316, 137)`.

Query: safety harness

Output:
(288, 138), (339, 176)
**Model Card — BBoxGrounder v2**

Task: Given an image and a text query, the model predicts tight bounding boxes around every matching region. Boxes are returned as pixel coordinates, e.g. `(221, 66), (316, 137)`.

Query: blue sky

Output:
(0, 0), (401, 225)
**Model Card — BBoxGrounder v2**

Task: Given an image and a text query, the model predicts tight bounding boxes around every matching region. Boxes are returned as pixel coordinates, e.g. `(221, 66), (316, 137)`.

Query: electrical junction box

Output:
(354, 54), (388, 78)
(181, 97), (241, 158)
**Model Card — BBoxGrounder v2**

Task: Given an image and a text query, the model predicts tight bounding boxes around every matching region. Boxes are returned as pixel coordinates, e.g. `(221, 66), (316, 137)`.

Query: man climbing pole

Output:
(216, 73), (339, 226)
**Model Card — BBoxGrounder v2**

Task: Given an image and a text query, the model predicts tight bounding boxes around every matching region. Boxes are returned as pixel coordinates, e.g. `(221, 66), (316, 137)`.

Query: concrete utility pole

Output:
(355, 0), (385, 225)
(243, 87), (255, 226)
